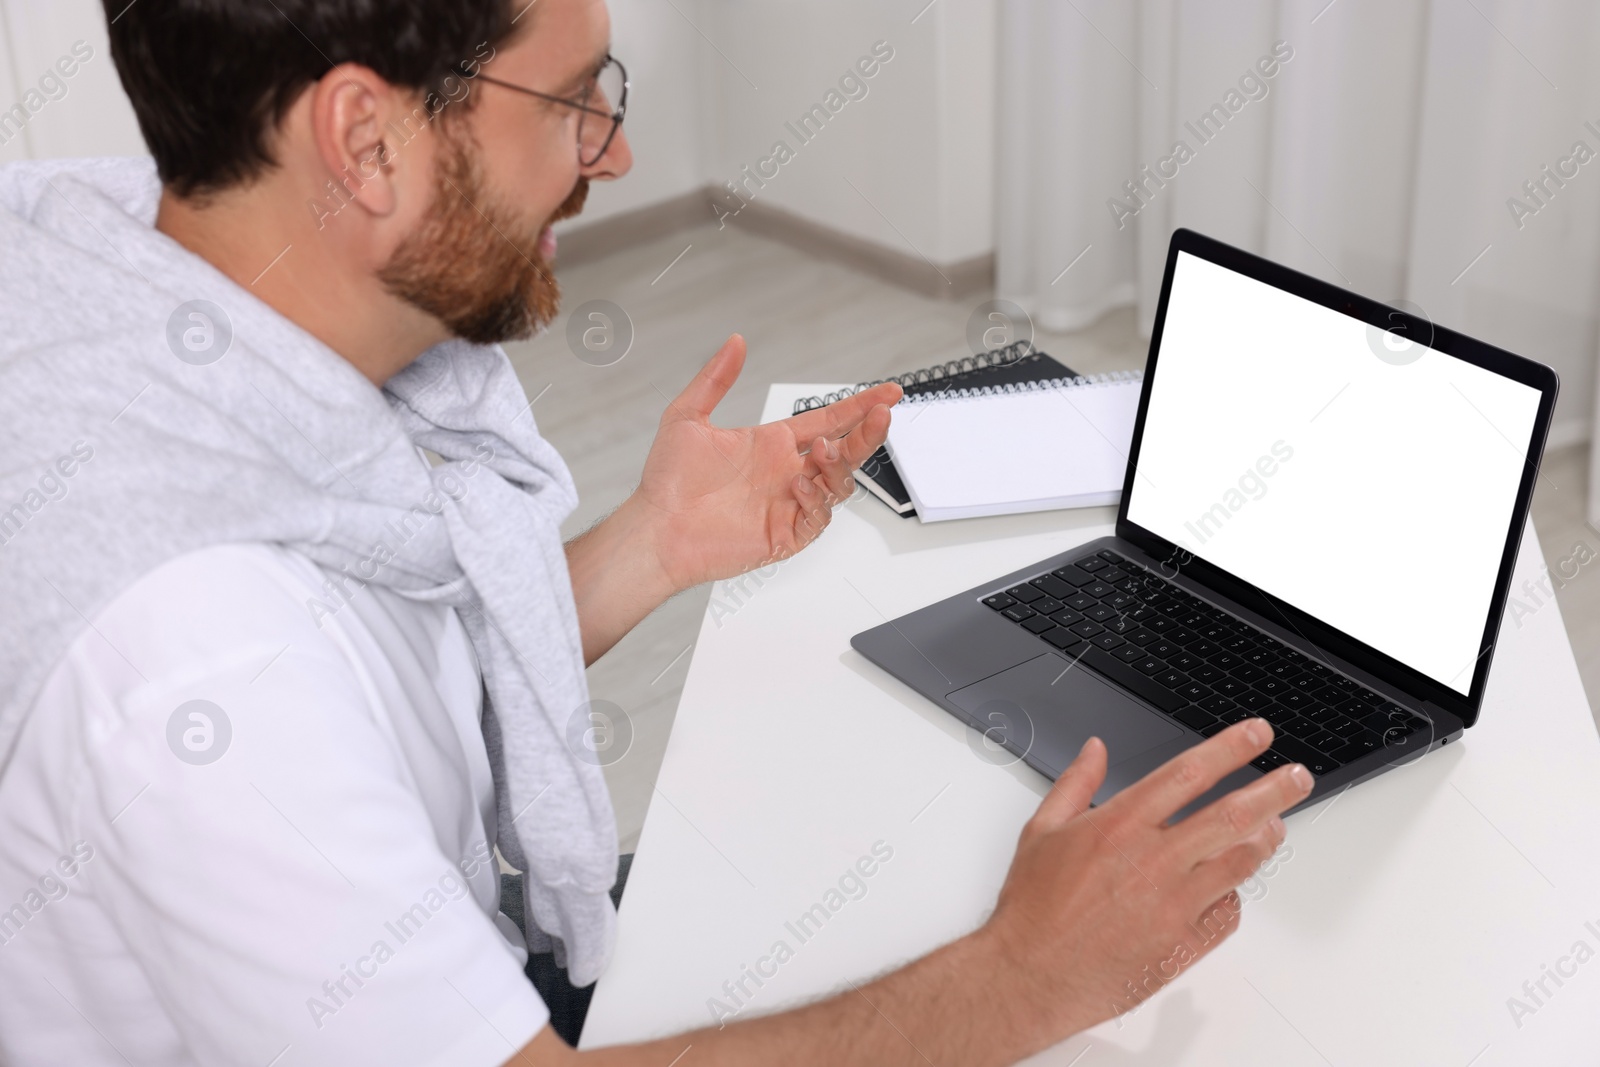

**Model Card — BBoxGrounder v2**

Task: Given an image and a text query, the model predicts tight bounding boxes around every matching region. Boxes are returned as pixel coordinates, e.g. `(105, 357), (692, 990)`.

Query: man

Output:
(0, 0), (1311, 1064)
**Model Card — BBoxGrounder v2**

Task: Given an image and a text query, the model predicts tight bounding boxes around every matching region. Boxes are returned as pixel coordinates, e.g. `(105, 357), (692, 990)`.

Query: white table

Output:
(583, 386), (1600, 1065)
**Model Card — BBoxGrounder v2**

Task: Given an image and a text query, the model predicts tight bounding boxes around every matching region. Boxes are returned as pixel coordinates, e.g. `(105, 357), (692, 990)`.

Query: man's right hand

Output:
(977, 718), (1313, 1055)
(517, 717), (1312, 1067)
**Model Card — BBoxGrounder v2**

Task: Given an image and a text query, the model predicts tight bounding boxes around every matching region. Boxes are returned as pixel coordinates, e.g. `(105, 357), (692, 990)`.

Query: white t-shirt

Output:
(0, 543), (549, 1066)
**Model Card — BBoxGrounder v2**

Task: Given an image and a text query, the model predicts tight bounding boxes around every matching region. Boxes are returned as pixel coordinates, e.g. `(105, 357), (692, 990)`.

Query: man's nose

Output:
(582, 124), (633, 181)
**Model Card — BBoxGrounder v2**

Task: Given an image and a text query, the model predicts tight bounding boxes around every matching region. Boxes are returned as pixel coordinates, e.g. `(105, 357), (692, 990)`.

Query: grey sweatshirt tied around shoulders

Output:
(0, 156), (617, 986)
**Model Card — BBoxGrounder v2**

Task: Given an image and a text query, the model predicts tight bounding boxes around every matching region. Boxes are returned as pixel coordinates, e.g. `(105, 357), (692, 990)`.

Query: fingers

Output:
(1030, 737), (1107, 832)
(806, 434), (854, 502)
(799, 402), (892, 483)
(790, 473), (834, 548)
(1174, 762), (1311, 868)
(1188, 889), (1244, 946)
(672, 335), (747, 421)
(1113, 719), (1276, 826)
(1186, 817), (1286, 914)
(781, 382), (902, 445)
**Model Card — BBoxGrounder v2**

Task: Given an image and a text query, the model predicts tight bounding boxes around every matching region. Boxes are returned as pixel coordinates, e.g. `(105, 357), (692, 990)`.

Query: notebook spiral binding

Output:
(897, 367), (1144, 405)
(791, 339), (1142, 412)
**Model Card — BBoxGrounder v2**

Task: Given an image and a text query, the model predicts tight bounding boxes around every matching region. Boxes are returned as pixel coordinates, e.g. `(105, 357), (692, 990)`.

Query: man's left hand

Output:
(634, 333), (900, 592)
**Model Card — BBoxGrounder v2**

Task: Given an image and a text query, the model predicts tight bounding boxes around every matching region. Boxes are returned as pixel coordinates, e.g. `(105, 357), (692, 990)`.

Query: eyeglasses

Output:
(457, 54), (629, 167)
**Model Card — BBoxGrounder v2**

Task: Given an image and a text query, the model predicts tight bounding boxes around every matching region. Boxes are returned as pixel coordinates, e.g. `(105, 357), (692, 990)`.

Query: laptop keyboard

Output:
(980, 549), (1432, 777)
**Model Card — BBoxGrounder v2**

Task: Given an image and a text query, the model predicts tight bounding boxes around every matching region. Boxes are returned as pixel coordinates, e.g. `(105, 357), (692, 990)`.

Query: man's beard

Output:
(379, 122), (588, 345)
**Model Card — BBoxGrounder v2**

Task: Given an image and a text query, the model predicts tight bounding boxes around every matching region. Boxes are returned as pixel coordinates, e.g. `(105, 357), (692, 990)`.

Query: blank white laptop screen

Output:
(1126, 251), (1543, 696)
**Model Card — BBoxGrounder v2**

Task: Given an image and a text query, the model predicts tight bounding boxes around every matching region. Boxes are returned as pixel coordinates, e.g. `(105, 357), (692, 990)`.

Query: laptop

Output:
(852, 228), (1559, 816)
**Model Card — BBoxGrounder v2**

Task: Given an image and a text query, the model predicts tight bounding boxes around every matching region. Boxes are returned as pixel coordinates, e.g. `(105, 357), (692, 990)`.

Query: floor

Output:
(504, 220), (1600, 852)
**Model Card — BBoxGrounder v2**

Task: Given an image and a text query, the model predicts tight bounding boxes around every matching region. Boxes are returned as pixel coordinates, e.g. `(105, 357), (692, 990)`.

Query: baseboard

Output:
(553, 183), (994, 301)
(552, 188), (714, 268)
(718, 193), (994, 301)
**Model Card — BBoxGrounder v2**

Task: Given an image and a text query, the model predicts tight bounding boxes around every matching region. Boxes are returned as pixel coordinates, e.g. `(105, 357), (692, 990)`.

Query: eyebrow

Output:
(552, 45), (610, 97)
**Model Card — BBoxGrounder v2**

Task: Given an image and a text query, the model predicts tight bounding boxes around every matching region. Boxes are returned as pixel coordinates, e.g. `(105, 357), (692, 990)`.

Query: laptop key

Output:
(1031, 575), (1075, 599)
(1251, 750), (1291, 772)
(1096, 550), (1124, 564)
(1154, 669), (1189, 690)
(1031, 597), (1065, 617)
(1145, 616), (1177, 633)
(1325, 715), (1362, 739)
(1086, 605), (1115, 622)
(1069, 621), (1105, 638)
(1099, 567), (1128, 584)
(1049, 609), (1085, 627)
(1198, 695), (1236, 714)
(983, 594), (1017, 611)
(1169, 651), (1202, 672)
(1021, 615), (1057, 634)
(1236, 691), (1271, 710)
(1066, 593), (1096, 611)
(1329, 738), (1377, 764)
(1303, 702), (1340, 725)
(1077, 557), (1108, 573)
(1054, 566), (1099, 587)
(1093, 633), (1127, 650)
(1134, 657), (1165, 675)
(1084, 582), (1115, 599)
(1042, 629), (1085, 653)
(1002, 605), (1037, 622)
(1177, 682), (1211, 702)
(1126, 628), (1161, 646)
(1006, 585), (1045, 604)
(1282, 716), (1322, 739)
(1114, 643), (1146, 663)
(1199, 722), (1228, 737)
(1304, 731), (1344, 755)
(1077, 647), (1186, 713)
(1175, 707), (1216, 731)
(1269, 736), (1342, 776)
(1191, 665), (1227, 685)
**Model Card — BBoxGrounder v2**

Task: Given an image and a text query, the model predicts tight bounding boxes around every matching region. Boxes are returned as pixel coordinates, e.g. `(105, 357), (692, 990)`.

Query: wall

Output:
(699, 0), (997, 267)
(0, 0), (1001, 270)
(553, 0), (708, 228)
(0, 0), (143, 167)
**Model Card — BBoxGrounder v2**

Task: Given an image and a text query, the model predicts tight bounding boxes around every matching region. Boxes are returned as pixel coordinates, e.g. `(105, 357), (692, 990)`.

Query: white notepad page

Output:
(884, 374), (1143, 522)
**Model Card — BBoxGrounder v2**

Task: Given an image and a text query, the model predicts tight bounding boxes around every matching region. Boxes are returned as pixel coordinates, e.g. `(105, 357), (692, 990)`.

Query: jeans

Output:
(500, 852), (633, 1048)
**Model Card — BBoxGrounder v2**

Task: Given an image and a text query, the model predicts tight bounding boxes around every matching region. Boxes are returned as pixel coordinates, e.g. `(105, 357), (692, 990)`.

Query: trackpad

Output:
(948, 654), (1182, 791)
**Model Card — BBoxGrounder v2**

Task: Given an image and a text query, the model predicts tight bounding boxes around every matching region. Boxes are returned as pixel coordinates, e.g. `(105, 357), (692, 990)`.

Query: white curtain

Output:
(997, 0), (1600, 485)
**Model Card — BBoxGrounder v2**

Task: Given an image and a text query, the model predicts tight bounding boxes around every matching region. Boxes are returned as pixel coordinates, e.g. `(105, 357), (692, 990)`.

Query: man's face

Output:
(379, 0), (630, 345)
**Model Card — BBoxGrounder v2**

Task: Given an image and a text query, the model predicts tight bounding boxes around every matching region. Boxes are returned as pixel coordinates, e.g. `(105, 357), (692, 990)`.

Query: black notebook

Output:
(790, 340), (1077, 517)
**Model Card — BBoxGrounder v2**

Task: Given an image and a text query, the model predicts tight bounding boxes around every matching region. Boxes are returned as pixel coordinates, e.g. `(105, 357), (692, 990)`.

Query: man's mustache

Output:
(549, 178), (589, 227)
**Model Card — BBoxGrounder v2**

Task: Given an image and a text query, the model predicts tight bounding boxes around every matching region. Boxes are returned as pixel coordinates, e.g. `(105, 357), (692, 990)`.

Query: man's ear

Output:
(306, 63), (410, 219)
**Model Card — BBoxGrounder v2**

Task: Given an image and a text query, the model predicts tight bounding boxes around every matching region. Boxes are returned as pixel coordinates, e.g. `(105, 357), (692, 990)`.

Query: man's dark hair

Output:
(102, 1), (515, 198)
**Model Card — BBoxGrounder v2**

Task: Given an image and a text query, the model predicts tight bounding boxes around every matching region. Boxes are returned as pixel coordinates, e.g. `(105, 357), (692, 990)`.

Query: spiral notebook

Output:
(789, 341), (1079, 517)
(884, 366), (1144, 522)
